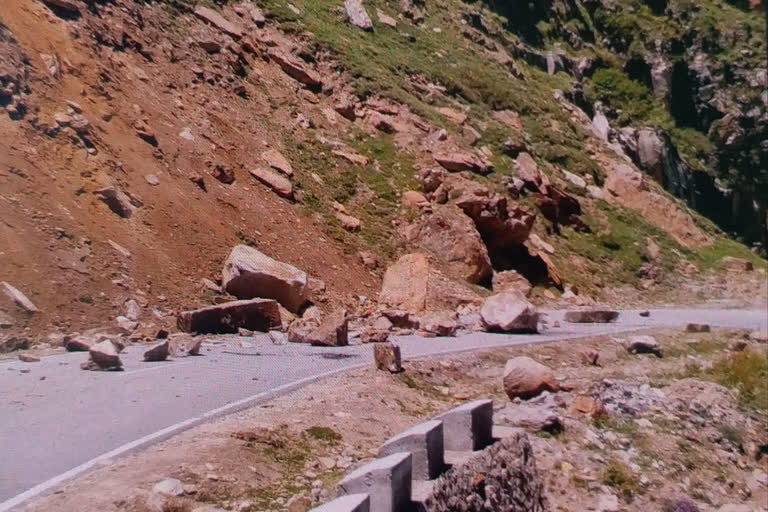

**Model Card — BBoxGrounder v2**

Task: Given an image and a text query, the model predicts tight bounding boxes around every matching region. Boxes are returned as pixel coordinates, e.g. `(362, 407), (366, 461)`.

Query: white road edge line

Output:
(0, 325), (659, 512)
(1, 310), (762, 511)
(0, 364), (364, 512)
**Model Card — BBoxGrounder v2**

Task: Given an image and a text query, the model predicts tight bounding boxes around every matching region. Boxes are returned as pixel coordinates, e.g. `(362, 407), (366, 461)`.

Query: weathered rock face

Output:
(430, 174), (535, 251)
(401, 205), (492, 285)
(93, 186), (136, 219)
(497, 392), (564, 434)
(267, 49), (322, 89)
(480, 292), (539, 333)
(434, 151), (492, 175)
(492, 271), (533, 296)
(503, 356), (560, 400)
(379, 253), (481, 313)
(374, 342), (402, 373)
(177, 298), (281, 334)
(222, 245), (308, 313)
(249, 167), (294, 200)
(1, 281), (39, 313)
(423, 432), (546, 512)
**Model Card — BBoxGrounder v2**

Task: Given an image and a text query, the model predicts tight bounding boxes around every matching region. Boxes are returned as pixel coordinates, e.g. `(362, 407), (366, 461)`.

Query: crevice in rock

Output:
(669, 61), (698, 128)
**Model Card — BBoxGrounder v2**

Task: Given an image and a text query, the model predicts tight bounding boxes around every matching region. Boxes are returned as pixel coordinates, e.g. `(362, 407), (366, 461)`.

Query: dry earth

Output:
(21, 327), (768, 512)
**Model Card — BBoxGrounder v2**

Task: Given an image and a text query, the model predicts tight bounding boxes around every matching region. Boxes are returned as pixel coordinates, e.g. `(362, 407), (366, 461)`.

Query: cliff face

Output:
(0, 0), (764, 339)
(480, 0), (767, 248)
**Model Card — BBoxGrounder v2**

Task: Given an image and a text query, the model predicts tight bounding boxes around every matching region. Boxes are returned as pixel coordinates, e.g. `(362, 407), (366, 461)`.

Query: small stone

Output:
(18, 353), (40, 363)
(145, 175), (160, 186)
(153, 478), (184, 497)
(686, 323), (710, 333)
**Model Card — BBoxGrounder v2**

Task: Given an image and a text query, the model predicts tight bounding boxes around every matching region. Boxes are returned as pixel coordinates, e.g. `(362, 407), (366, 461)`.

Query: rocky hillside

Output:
(0, 0), (765, 343)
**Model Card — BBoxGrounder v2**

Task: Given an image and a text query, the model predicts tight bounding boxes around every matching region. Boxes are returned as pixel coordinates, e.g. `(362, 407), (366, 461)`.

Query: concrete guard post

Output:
(338, 452), (412, 512)
(377, 420), (444, 481)
(309, 493), (371, 512)
(434, 399), (493, 451)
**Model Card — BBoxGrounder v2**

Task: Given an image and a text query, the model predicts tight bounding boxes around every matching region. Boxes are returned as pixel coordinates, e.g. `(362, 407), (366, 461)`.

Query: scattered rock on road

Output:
(503, 356), (560, 400)
(223, 245), (308, 313)
(18, 353), (40, 363)
(563, 310), (619, 323)
(480, 291), (539, 333)
(66, 335), (93, 352)
(374, 342), (402, 373)
(639, 310), (650, 317)
(1, 281), (40, 313)
(83, 340), (123, 371)
(686, 323), (710, 333)
(177, 299), (281, 334)
(144, 340), (170, 362)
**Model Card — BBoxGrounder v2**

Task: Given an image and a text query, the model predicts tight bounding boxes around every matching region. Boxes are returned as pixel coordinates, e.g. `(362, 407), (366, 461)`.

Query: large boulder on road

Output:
(177, 298), (281, 334)
(503, 356), (560, 400)
(222, 245), (308, 313)
(480, 292), (539, 333)
(564, 310), (619, 323)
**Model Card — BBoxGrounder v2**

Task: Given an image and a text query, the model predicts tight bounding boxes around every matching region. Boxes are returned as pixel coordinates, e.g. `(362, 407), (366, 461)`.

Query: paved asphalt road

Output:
(0, 307), (765, 510)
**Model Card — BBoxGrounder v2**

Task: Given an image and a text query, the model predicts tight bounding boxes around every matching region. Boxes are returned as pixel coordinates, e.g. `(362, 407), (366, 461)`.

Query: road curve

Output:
(0, 307), (765, 510)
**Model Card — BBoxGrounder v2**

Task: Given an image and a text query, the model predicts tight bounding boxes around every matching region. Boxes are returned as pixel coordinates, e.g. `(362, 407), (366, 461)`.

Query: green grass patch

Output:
(305, 425), (342, 443)
(708, 351), (768, 411)
(601, 459), (639, 502)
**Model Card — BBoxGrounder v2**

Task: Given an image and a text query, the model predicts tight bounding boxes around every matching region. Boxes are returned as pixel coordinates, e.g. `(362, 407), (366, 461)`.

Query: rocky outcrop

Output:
(401, 205), (492, 285)
(249, 167), (294, 200)
(222, 245), (308, 313)
(423, 433), (546, 512)
(480, 292), (539, 333)
(1, 282), (39, 313)
(267, 49), (322, 89)
(344, 0), (374, 31)
(379, 253), (480, 313)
